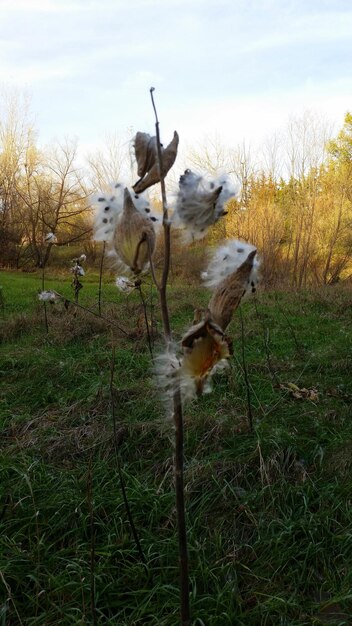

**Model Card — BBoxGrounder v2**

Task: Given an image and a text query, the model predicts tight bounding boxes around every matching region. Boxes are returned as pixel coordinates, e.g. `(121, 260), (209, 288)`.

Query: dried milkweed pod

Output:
(133, 130), (179, 193)
(173, 169), (239, 241)
(92, 183), (125, 243)
(92, 183), (158, 243)
(181, 313), (231, 396)
(208, 249), (258, 330)
(114, 187), (156, 274)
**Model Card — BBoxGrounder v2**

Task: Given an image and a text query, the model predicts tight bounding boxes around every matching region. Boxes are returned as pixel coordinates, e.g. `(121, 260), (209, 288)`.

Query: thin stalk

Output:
(253, 295), (280, 385)
(150, 87), (168, 223)
(239, 307), (253, 431)
(22, 473), (41, 615)
(41, 263), (49, 333)
(136, 284), (153, 358)
(150, 87), (190, 626)
(0, 570), (24, 626)
(150, 87), (172, 338)
(0, 286), (4, 317)
(73, 275), (83, 304)
(274, 293), (303, 354)
(147, 237), (161, 290)
(110, 343), (147, 566)
(172, 384), (190, 626)
(87, 455), (97, 626)
(149, 280), (155, 343)
(98, 241), (106, 316)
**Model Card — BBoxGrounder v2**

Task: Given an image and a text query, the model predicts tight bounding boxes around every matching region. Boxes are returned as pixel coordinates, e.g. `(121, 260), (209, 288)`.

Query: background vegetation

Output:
(1, 94), (352, 289)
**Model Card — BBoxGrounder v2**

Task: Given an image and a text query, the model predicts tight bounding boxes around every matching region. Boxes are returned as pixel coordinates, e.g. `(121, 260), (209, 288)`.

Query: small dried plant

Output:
(40, 232), (58, 332)
(71, 254), (86, 304)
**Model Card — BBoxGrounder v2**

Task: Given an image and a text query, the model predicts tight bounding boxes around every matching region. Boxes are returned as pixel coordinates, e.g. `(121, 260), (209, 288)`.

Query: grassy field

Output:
(1, 269), (352, 625)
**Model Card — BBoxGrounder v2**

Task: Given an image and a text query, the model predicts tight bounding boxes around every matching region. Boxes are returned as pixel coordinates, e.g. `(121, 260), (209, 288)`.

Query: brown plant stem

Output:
(24, 472), (41, 616)
(150, 87), (190, 626)
(147, 237), (161, 290)
(41, 264), (49, 333)
(253, 295), (280, 386)
(98, 241), (106, 316)
(274, 293), (303, 354)
(0, 287), (5, 317)
(87, 455), (97, 626)
(149, 280), (155, 343)
(239, 307), (253, 432)
(136, 283), (153, 358)
(110, 343), (147, 567)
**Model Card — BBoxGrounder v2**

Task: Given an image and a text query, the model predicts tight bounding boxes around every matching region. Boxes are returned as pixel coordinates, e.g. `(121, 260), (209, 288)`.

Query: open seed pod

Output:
(208, 249), (257, 330)
(133, 130), (179, 193)
(181, 313), (231, 396)
(114, 188), (156, 274)
(173, 169), (239, 241)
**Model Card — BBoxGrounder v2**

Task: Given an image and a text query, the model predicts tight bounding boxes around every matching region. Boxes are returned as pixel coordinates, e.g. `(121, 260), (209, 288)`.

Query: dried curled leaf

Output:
(133, 131), (179, 193)
(208, 249), (257, 330)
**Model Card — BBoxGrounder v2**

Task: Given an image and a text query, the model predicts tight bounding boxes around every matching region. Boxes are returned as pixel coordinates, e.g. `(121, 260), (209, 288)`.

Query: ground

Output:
(1, 269), (352, 625)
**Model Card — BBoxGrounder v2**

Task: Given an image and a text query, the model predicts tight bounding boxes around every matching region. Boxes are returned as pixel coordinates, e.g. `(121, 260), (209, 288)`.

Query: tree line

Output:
(0, 93), (351, 286)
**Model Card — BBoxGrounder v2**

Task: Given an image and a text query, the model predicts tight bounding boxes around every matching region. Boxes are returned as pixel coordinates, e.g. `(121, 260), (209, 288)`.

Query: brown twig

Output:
(98, 241), (106, 316)
(87, 455), (97, 626)
(239, 307), (253, 431)
(23, 472), (41, 616)
(147, 237), (161, 291)
(254, 295), (280, 386)
(110, 343), (147, 566)
(274, 292), (303, 354)
(41, 264), (49, 333)
(150, 87), (190, 626)
(136, 283), (154, 358)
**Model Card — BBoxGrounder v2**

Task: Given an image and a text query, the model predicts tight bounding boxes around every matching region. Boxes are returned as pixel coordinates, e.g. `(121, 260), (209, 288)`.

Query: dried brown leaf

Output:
(280, 382), (319, 401)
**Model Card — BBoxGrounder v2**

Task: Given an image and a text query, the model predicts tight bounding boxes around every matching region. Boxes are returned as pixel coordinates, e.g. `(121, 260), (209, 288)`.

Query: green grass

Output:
(1, 270), (352, 624)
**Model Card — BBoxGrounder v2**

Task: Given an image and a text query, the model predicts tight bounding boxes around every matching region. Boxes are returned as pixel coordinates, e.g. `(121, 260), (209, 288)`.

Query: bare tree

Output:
(86, 132), (132, 189)
(0, 90), (35, 266)
(15, 140), (91, 267)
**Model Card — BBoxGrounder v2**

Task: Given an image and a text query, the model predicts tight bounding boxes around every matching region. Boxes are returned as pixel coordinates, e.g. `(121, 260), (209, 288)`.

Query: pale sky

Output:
(1, 0), (351, 162)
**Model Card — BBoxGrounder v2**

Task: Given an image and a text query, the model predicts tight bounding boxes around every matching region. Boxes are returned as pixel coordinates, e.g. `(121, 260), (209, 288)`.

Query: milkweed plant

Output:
(38, 89), (260, 625)
(90, 89), (260, 625)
